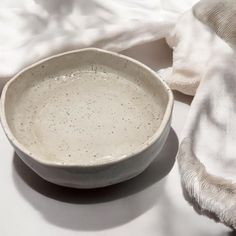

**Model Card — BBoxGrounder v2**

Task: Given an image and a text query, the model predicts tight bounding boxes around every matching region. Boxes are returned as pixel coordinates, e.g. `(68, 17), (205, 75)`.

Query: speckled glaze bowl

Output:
(0, 48), (173, 188)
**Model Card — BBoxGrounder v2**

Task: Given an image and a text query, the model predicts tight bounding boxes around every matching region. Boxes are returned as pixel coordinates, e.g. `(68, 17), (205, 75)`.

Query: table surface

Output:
(0, 40), (232, 236)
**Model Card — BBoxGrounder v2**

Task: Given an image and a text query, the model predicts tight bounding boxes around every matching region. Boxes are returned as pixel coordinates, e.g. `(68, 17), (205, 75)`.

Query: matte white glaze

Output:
(0, 48), (173, 188)
(10, 71), (163, 165)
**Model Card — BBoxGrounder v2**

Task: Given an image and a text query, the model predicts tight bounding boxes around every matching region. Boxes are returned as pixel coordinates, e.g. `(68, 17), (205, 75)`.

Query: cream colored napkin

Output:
(163, 0), (236, 229)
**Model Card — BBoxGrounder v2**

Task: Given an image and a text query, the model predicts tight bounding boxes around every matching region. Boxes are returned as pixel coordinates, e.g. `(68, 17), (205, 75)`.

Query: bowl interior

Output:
(2, 49), (170, 166)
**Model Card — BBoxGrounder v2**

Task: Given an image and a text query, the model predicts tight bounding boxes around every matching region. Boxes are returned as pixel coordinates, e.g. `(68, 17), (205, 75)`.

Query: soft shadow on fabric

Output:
(12, 128), (178, 231)
(0, 77), (10, 95)
(228, 230), (236, 236)
(174, 91), (193, 106)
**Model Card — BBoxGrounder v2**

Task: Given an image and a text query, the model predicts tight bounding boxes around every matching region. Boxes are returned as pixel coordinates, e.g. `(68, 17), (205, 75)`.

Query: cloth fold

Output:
(164, 0), (236, 229)
(1, 0), (236, 230)
(0, 0), (197, 81)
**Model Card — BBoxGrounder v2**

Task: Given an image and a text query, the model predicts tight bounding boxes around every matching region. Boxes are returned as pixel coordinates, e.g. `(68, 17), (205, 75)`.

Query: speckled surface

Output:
(8, 71), (164, 165)
(2, 48), (171, 168)
(1, 48), (173, 187)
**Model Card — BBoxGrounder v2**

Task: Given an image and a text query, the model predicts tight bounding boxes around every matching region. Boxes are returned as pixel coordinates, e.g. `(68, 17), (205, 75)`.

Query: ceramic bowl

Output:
(0, 48), (173, 188)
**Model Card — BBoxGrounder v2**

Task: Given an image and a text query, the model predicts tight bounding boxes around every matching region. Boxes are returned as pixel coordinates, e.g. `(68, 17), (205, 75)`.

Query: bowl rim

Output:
(0, 47), (174, 168)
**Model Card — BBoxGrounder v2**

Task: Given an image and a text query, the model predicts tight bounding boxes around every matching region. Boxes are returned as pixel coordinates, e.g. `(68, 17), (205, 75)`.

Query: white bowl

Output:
(0, 48), (173, 188)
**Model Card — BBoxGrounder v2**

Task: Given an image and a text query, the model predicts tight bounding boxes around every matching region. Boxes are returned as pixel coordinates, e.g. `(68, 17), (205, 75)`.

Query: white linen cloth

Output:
(0, 0), (197, 88)
(166, 0), (236, 229)
(1, 0), (236, 230)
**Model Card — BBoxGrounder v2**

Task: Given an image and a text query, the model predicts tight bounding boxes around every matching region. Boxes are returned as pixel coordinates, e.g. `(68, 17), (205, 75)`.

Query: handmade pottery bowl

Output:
(0, 48), (173, 188)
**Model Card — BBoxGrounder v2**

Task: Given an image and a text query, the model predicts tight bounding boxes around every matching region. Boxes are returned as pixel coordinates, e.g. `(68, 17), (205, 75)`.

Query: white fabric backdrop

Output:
(0, 0), (197, 81)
